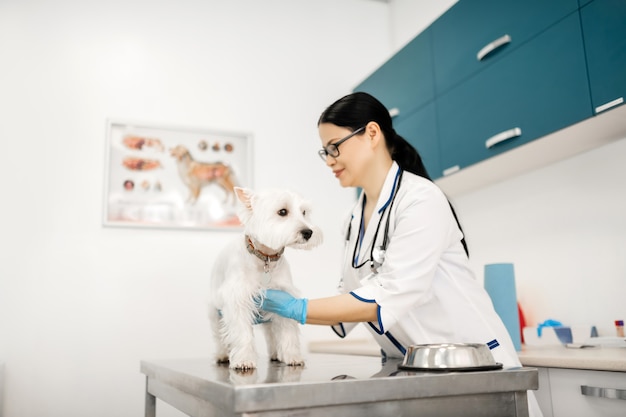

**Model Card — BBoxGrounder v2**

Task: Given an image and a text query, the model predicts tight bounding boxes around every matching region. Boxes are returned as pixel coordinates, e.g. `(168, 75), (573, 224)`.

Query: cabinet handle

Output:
(477, 34), (512, 61)
(388, 108), (400, 118)
(581, 385), (626, 400)
(595, 97), (624, 114)
(442, 165), (460, 176)
(485, 127), (522, 149)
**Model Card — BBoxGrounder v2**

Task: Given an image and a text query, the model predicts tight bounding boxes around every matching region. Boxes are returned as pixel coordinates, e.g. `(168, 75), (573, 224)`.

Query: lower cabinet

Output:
(535, 367), (626, 417)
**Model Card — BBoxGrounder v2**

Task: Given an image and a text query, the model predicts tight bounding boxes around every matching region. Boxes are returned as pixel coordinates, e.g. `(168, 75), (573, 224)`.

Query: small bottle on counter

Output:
(615, 320), (625, 337)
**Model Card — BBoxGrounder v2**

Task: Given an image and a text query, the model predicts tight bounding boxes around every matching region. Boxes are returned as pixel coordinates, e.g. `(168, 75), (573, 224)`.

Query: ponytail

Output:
(390, 131), (469, 257)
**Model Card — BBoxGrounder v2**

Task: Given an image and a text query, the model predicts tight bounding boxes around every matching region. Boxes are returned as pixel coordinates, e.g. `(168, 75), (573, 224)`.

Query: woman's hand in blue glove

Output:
(260, 289), (308, 325)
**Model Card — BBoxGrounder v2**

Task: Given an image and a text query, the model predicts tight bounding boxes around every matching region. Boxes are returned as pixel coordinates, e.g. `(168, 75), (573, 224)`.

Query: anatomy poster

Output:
(103, 120), (252, 230)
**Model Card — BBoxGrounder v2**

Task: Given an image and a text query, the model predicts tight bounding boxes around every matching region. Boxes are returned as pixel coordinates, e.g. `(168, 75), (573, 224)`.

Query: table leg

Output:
(145, 377), (156, 417)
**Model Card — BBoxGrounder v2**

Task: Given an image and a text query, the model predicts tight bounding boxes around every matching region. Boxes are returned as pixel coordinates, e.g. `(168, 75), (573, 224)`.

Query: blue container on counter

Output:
(484, 263), (521, 351)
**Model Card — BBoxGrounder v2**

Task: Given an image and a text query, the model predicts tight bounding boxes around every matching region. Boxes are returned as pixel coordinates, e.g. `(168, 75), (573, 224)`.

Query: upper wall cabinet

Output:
(352, 0), (624, 186)
(580, 0), (626, 114)
(394, 102), (441, 178)
(430, 0), (579, 95)
(353, 29), (434, 118)
(436, 12), (592, 175)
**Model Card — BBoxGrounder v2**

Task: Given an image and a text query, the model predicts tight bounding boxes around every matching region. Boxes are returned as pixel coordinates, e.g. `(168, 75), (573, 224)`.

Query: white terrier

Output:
(209, 187), (323, 370)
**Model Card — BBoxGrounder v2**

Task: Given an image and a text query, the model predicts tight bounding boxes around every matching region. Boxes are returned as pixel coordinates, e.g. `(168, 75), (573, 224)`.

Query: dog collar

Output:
(245, 236), (284, 265)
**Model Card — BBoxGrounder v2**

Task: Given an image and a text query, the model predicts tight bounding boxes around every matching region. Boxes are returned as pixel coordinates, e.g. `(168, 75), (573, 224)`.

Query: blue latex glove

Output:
(537, 319), (563, 337)
(260, 289), (308, 325)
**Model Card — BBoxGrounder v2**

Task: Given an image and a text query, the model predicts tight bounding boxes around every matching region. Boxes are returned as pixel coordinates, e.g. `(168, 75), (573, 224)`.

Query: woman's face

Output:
(318, 123), (370, 188)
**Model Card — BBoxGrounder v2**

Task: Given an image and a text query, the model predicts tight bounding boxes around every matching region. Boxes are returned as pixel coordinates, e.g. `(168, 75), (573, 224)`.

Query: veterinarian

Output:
(260, 91), (542, 416)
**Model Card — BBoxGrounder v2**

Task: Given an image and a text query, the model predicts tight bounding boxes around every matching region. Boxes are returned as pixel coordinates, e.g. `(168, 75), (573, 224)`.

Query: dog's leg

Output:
(268, 317), (304, 366)
(208, 307), (229, 363)
(218, 172), (236, 205)
(188, 183), (201, 204)
(220, 303), (258, 370)
(262, 321), (279, 361)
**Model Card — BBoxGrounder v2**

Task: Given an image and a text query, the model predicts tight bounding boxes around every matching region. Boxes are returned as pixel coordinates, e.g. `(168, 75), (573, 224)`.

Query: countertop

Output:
(517, 346), (626, 372)
(141, 353), (537, 417)
(308, 339), (626, 372)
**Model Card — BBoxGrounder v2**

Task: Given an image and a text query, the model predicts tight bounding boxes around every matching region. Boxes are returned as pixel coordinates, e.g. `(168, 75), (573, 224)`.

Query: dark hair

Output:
(318, 92), (469, 257)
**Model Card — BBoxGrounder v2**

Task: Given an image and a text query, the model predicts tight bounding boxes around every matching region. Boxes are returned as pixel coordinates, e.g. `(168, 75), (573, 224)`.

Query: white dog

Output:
(208, 187), (323, 370)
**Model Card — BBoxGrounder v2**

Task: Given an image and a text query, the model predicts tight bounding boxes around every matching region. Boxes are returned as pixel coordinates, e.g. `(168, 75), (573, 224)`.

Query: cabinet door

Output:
(548, 368), (626, 417)
(431, 0), (579, 95)
(580, 0), (626, 114)
(354, 29), (434, 116)
(437, 12), (592, 175)
(535, 368), (554, 417)
(393, 102), (441, 180)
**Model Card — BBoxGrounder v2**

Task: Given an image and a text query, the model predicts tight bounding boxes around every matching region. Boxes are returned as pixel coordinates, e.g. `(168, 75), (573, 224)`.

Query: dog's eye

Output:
(302, 210), (306, 216)
(278, 208), (288, 216)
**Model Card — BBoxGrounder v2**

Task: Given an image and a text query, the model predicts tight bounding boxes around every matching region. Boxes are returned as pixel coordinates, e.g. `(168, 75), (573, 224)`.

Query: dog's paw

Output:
(215, 354), (230, 364)
(230, 360), (257, 371)
(281, 357), (305, 367)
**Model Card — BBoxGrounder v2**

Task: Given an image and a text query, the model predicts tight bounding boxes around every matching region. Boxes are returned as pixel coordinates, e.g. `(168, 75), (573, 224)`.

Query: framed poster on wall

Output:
(103, 120), (252, 230)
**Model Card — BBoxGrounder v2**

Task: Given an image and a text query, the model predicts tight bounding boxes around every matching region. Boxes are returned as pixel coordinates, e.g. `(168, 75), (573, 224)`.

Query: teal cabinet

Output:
(393, 102), (441, 179)
(580, 0), (626, 114)
(354, 29), (434, 117)
(431, 0), (579, 95)
(437, 12), (592, 174)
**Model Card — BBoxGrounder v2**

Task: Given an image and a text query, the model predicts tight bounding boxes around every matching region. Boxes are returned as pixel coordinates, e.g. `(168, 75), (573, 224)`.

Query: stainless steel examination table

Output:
(140, 353), (537, 417)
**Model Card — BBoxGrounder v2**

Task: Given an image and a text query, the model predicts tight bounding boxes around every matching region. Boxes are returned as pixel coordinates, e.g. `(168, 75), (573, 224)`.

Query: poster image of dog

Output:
(103, 120), (252, 230)
(208, 187), (323, 370)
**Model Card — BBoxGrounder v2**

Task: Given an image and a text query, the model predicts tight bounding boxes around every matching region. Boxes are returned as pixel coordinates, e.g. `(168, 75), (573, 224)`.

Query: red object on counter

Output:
(518, 303), (526, 344)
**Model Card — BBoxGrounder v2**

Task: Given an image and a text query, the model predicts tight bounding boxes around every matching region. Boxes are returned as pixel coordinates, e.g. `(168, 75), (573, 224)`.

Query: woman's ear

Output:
(366, 121), (380, 139)
(365, 121), (383, 147)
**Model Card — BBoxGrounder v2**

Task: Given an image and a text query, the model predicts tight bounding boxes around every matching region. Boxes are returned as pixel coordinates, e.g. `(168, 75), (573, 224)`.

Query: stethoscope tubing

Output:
(348, 168), (404, 273)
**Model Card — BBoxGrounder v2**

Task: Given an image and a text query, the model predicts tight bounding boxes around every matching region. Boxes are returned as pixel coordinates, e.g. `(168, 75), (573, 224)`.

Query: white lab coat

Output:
(332, 162), (542, 416)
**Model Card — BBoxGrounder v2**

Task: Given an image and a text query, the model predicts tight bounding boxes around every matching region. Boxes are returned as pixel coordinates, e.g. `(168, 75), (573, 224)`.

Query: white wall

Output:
(1, 0), (624, 416)
(389, 0), (458, 50)
(453, 137), (626, 334)
(0, 1), (392, 416)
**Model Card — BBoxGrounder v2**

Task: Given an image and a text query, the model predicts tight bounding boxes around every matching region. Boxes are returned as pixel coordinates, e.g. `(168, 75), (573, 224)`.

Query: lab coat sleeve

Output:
(330, 322), (359, 338)
(350, 182), (461, 333)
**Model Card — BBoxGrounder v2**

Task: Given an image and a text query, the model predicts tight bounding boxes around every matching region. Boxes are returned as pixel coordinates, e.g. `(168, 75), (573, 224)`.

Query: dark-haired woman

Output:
(261, 92), (541, 415)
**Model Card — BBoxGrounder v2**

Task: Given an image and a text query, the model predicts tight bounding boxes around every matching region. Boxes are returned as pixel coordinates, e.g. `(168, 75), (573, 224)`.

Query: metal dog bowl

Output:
(399, 343), (503, 372)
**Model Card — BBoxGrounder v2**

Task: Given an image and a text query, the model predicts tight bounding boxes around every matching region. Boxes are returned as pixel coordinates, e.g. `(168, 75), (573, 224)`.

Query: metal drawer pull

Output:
(581, 385), (626, 400)
(485, 127), (522, 149)
(388, 108), (400, 118)
(477, 34), (512, 61)
(442, 165), (460, 176)
(595, 97), (624, 114)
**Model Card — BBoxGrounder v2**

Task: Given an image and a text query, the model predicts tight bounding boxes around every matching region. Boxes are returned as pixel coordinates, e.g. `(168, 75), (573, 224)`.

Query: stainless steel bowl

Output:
(400, 343), (503, 371)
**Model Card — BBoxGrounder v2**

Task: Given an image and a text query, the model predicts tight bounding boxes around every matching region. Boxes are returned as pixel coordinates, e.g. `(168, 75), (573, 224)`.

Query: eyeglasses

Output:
(318, 126), (366, 162)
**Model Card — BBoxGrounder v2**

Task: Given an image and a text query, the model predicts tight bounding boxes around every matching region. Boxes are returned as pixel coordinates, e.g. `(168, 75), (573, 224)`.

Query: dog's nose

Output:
(301, 229), (313, 241)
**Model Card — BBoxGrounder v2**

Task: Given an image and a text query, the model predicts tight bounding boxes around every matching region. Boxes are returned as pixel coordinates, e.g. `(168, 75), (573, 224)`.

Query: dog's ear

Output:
(234, 187), (254, 211)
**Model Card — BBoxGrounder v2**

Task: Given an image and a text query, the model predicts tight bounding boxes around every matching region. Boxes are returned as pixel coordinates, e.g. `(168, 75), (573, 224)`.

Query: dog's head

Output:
(170, 145), (190, 160)
(235, 187), (323, 251)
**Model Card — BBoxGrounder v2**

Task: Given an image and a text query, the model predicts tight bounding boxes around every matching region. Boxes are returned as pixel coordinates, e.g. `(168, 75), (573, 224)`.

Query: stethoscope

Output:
(338, 168), (403, 289)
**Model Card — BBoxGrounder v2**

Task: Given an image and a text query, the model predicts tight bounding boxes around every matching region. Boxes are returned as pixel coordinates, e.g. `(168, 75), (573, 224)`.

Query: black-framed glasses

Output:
(318, 126), (366, 162)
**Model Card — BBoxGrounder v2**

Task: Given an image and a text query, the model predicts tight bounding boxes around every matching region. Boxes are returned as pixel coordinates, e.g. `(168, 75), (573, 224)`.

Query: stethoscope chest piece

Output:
(371, 246), (386, 273)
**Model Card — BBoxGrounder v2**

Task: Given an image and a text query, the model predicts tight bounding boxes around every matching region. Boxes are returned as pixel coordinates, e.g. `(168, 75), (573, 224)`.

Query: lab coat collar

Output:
(353, 162), (402, 263)
(375, 161), (402, 214)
